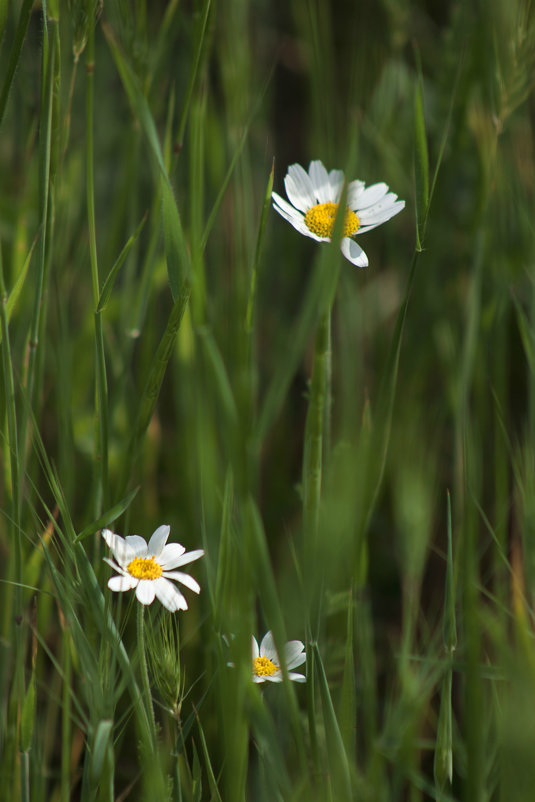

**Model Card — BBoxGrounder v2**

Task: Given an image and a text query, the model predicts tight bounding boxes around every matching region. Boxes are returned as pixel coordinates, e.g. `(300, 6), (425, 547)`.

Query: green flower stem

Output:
(302, 307), (331, 778)
(136, 604), (157, 741)
(302, 307), (331, 562)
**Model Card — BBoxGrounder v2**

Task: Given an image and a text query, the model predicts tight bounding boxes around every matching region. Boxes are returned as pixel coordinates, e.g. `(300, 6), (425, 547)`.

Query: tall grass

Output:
(1, 0), (535, 799)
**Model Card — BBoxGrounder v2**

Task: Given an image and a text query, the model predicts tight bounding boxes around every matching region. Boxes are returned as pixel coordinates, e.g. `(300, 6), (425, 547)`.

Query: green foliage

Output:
(1, 0), (535, 799)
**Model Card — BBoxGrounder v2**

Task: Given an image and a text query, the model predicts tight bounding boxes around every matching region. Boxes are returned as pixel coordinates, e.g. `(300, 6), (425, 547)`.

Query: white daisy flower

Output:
(252, 631), (306, 683)
(101, 525), (204, 613)
(272, 159), (405, 267)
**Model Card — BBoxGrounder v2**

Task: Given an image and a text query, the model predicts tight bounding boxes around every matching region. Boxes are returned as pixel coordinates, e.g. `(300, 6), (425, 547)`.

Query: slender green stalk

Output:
(0, 235), (24, 799)
(302, 309), (330, 547)
(18, 10), (54, 496)
(61, 626), (72, 802)
(136, 604), (157, 741)
(86, 22), (109, 514)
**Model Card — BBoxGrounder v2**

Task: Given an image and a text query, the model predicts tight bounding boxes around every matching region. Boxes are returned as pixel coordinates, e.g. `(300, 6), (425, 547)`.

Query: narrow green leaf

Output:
(131, 280), (191, 449)
(20, 672), (36, 753)
(103, 22), (191, 295)
(414, 77), (429, 250)
(0, 230), (39, 345)
(513, 294), (535, 374)
(339, 589), (356, 755)
(313, 642), (353, 800)
(195, 712), (223, 802)
(191, 739), (203, 802)
(90, 720), (113, 783)
(434, 670), (453, 789)
(201, 123), (250, 252)
(253, 239), (340, 449)
(0, 0), (8, 43)
(0, 0), (34, 128)
(74, 486), (140, 543)
(214, 467), (234, 618)
(443, 491), (457, 652)
(245, 160), (274, 332)
(162, 174), (189, 299)
(198, 327), (239, 429)
(174, 0), (212, 148)
(96, 212), (148, 312)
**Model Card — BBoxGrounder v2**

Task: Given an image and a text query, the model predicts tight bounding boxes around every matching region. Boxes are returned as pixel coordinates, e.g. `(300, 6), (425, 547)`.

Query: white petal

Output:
(135, 580), (156, 605)
(163, 571), (201, 594)
(101, 529), (115, 548)
(251, 636), (260, 661)
(171, 548), (205, 568)
(103, 555), (122, 571)
(340, 237), (368, 268)
(122, 535), (148, 560)
(264, 674), (283, 683)
(253, 675), (266, 683)
(355, 182), (389, 210)
(284, 164), (316, 212)
(147, 525), (170, 556)
(308, 160), (331, 203)
(102, 530), (137, 566)
(357, 200), (405, 231)
(284, 640), (306, 669)
(154, 578), (188, 612)
(158, 542), (186, 569)
(358, 192), (398, 219)
(259, 631), (278, 662)
(273, 202), (327, 241)
(346, 179), (366, 208)
(287, 672), (306, 683)
(108, 574), (138, 592)
(329, 169), (345, 201)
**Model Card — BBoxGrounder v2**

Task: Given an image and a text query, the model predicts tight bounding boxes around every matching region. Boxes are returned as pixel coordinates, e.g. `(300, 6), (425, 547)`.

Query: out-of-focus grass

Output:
(1, 0), (535, 799)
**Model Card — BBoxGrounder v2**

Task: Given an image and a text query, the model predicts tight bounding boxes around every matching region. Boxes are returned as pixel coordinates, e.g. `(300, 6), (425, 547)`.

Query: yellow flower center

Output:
(304, 202), (360, 239)
(127, 556), (163, 580)
(253, 656), (278, 677)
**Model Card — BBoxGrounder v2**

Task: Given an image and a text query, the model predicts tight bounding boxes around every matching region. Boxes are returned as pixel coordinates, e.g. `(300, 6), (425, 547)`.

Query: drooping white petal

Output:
(251, 636), (260, 661)
(284, 164), (316, 212)
(154, 578), (188, 612)
(135, 580), (156, 605)
(108, 574), (138, 592)
(259, 631), (278, 663)
(102, 556), (127, 574)
(308, 160), (331, 204)
(158, 542), (186, 569)
(284, 640), (306, 669)
(287, 671), (306, 683)
(340, 237), (368, 267)
(163, 571), (201, 594)
(171, 548), (205, 568)
(272, 193), (329, 242)
(264, 674), (283, 683)
(147, 524), (170, 556)
(253, 674), (266, 683)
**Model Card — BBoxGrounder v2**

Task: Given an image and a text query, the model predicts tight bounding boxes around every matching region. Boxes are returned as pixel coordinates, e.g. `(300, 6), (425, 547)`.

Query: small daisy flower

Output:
(252, 631), (306, 683)
(272, 159), (405, 268)
(101, 525), (204, 612)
